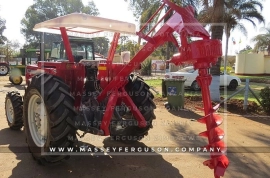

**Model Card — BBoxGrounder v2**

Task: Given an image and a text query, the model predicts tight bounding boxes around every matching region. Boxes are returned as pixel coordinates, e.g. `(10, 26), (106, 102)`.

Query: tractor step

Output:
(78, 124), (104, 136)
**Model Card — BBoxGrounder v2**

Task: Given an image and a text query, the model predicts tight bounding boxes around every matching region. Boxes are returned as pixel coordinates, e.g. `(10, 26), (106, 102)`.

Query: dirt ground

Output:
(0, 76), (270, 178)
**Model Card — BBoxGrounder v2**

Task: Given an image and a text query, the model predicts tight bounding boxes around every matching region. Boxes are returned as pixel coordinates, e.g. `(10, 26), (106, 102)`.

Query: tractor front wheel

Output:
(23, 74), (77, 165)
(110, 74), (156, 143)
(5, 91), (23, 130)
(10, 76), (23, 85)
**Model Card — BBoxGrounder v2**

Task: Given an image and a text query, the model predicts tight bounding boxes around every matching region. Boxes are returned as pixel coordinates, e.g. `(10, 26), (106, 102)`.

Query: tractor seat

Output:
(74, 55), (84, 63)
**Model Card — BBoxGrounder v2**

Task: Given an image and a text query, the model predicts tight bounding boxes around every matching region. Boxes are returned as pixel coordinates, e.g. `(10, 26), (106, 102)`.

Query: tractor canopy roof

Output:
(33, 13), (136, 37)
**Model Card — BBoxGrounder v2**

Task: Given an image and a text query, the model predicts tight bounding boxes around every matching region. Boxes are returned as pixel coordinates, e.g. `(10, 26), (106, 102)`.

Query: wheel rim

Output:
(5, 98), (14, 124)
(193, 82), (200, 90)
(0, 66), (8, 74)
(13, 77), (21, 84)
(28, 94), (48, 147)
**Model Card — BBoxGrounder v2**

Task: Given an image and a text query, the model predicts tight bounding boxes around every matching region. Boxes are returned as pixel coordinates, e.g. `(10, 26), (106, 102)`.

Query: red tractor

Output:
(5, 1), (228, 177)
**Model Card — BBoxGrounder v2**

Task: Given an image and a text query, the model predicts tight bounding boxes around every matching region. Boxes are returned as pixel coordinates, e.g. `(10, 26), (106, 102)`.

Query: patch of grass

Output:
(225, 82), (268, 104)
(145, 79), (162, 88)
(231, 74), (270, 82)
(144, 79), (267, 105)
(184, 82), (266, 104)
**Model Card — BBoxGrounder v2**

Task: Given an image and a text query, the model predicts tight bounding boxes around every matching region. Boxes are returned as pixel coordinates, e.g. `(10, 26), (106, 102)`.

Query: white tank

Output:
(235, 53), (264, 75)
(121, 51), (130, 63)
(264, 56), (270, 74)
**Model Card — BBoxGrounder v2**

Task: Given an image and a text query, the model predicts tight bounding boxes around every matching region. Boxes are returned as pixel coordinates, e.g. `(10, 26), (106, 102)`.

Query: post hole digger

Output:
(4, 0), (228, 177)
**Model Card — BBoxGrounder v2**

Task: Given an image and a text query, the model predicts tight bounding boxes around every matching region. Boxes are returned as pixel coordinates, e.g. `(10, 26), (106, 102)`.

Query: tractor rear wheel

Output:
(110, 74), (156, 143)
(5, 91), (23, 130)
(23, 74), (77, 165)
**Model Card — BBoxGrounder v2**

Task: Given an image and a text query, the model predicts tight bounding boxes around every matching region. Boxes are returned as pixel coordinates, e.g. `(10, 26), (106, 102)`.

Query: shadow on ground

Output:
(168, 109), (202, 121)
(240, 115), (270, 126)
(3, 84), (25, 90)
(167, 120), (270, 178)
(0, 128), (183, 178)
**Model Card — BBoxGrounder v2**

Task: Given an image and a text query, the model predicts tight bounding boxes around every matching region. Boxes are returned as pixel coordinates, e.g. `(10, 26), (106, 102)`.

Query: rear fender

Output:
(97, 63), (127, 89)
(25, 62), (85, 109)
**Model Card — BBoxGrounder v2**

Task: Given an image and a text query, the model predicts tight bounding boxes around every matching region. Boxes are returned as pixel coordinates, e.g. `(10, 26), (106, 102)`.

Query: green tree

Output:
(125, 0), (198, 45)
(124, 0), (158, 20)
(151, 44), (167, 60)
(130, 0), (198, 63)
(251, 27), (270, 55)
(0, 17), (7, 44)
(21, 0), (99, 48)
(125, 0), (199, 20)
(92, 37), (109, 57)
(117, 40), (140, 58)
(239, 45), (253, 53)
(0, 40), (22, 60)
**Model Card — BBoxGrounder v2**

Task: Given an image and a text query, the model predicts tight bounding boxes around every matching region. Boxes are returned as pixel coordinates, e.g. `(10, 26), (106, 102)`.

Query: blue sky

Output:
(0, 0), (269, 55)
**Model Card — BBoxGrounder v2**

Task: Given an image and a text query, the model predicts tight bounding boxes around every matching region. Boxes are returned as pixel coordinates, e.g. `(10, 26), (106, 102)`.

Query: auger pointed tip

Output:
(214, 164), (227, 177)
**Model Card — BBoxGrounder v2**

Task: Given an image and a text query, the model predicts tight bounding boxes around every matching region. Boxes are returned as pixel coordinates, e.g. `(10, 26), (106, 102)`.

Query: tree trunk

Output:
(166, 43), (170, 60)
(203, 0), (209, 9)
(210, 0), (225, 102)
(138, 37), (141, 46)
(224, 31), (230, 73)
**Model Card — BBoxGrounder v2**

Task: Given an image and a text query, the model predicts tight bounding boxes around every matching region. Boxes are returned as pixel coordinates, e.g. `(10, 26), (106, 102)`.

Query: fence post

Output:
(243, 78), (249, 110)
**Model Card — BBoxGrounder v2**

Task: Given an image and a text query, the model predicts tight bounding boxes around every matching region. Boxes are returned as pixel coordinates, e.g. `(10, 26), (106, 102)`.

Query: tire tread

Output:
(5, 91), (23, 130)
(23, 74), (77, 165)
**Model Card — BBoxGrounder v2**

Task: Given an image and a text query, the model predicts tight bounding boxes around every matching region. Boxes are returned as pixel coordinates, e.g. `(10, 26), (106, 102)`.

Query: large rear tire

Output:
(23, 74), (77, 165)
(110, 74), (156, 143)
(5, 91), (23, 130)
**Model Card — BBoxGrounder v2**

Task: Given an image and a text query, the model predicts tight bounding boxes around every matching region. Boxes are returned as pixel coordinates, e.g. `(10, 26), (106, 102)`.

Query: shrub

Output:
(259, 86), (270, 114)
(220, 66), (233, 74)
(140, 59), (152, 76)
